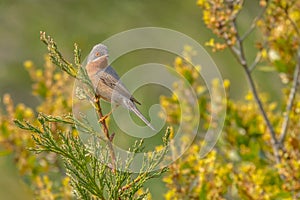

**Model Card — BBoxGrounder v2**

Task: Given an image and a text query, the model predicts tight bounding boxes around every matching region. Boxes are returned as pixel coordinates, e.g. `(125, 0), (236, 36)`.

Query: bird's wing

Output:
(95, 66), (141, 105)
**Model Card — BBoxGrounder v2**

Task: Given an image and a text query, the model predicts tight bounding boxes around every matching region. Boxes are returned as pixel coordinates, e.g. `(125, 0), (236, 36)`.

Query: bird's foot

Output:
(99, 109), (114, 123)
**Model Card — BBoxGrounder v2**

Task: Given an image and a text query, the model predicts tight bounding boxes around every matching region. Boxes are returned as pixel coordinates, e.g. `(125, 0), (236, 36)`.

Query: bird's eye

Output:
(95, 52), (101, 57)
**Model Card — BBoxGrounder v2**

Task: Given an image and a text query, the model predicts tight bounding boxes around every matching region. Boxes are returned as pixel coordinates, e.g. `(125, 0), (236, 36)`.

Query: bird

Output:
(85, 43), (156, 131)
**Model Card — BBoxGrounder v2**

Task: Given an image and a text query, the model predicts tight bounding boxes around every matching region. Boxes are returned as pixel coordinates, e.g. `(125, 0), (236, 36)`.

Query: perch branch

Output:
(94, 96), (116, 173)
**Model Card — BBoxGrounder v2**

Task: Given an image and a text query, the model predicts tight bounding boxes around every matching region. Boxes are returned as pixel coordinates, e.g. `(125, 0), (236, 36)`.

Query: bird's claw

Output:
(93, 96), (100, 103)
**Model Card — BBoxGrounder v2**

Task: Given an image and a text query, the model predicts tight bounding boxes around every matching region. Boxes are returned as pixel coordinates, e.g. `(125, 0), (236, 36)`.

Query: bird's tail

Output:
(125, 100), (156, 131)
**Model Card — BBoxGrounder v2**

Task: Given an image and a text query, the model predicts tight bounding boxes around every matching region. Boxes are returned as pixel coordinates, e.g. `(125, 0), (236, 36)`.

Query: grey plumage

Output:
(85, 43), (155, 131)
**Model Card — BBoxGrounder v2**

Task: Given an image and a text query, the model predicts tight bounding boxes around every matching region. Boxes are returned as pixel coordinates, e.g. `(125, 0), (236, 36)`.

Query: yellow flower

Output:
(196, 85), (206, 94)
(17, 103), (25, 111)
(268, 102), (277, 111)
(54, 73), (61, 81)
(205, 38), (215, 47)
(161, 99), (169, 107)
(171, 93), (178, 101)
(35, 176), (43, 188)
(245, 92), (253, 101)
(164, 189), (176, 200)
(195, 65), (201, 72)
(169, 126), (174, 139)
(36, 69), (43, 78)
(175, 57), (183, 66)
(223, 79), (230, 89)
(261, 48), (268, 59)
(155, 145), (164, 152)
(212, 78), (220, 87)
(256, 19), (264, 28)
(290, 10), (300, 21)
(203, 11), (211, 24)
(197, 0), (206, 6)
(24, 108), (34, 118)
(259, 0), (267, 7)
(23, 60), (33, 69)
(258, 123), (265, 133)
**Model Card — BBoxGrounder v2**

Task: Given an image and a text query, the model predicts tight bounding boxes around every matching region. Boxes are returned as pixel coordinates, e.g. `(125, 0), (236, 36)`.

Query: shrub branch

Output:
(279, 49), (300, 144)
(225, 7), (282, 165)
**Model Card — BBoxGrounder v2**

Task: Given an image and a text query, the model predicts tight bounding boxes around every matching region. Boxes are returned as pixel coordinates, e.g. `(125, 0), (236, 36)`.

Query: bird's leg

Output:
(98, 105), (119, 123)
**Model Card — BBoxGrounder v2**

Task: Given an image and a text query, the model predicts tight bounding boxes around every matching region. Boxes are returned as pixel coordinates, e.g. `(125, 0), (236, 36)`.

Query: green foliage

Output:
(14, 114), (170, 199)
(1, 32), (170, 199)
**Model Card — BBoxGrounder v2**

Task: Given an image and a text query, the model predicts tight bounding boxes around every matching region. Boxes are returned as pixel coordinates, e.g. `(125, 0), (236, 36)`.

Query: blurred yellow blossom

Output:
(24, 60), (34, 69)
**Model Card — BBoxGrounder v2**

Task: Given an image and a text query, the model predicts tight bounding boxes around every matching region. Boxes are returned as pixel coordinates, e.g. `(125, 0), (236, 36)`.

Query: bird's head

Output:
(87, 43), (109, 64)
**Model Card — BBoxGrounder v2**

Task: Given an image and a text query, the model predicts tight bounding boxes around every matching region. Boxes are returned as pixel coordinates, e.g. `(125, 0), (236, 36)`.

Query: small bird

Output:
(85, 43), (155, 131)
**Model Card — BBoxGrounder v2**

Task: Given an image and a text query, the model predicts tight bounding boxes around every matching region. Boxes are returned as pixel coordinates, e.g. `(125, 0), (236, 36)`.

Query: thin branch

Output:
(229, 19), (281, 165)
(231, 45), (241, 57)
(243, 60), (281, 165)
(94, 96), (116, 173)
(279, 50), (300, 144)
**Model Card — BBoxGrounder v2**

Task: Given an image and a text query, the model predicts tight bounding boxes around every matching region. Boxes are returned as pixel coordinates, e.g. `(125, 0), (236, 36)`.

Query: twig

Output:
(279, 50), (300, 144)
(121, 175), (143, 191)
(240, 1), (269, 41)
(249, 52), (262, 72)
(94, 96), (116, 173)
(249, 41), (268, 72)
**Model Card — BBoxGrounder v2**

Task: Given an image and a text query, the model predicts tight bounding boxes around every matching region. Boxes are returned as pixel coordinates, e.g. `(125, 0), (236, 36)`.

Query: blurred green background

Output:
(0, 0), (282, 199)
